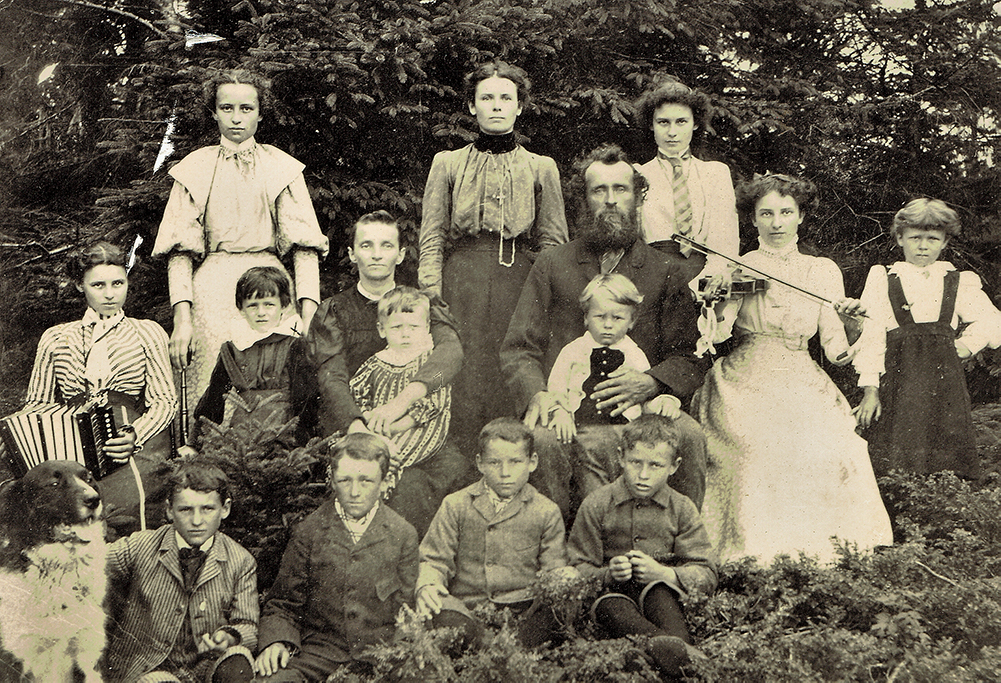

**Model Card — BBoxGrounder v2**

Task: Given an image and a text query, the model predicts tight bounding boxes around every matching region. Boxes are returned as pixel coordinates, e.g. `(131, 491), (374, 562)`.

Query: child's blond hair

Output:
(377, 286), (431, 324)
(578, 273), (644, 314)
(893, 198), (961, 238)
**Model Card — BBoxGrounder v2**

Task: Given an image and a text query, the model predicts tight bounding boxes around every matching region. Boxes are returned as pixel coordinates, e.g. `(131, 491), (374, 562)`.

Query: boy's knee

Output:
(432, 608), (484, 653)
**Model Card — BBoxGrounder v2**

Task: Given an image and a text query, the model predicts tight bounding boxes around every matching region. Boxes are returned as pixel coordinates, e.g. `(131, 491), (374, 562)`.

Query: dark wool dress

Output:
(868, 271), (980, 479)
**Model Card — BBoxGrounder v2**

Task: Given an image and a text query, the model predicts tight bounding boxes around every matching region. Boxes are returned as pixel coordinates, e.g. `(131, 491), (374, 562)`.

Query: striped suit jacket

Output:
(105, 525), (259, 683)
(24, 315), (177, 446)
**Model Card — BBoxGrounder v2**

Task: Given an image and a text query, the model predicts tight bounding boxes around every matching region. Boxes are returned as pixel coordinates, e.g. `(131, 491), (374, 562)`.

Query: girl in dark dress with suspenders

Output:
(854, 198), (1001, 479)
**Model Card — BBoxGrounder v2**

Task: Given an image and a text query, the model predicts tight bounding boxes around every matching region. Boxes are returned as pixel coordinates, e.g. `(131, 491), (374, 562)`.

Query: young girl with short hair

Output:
(854, 198), (1001, 479)
(153, 69), (328, 407)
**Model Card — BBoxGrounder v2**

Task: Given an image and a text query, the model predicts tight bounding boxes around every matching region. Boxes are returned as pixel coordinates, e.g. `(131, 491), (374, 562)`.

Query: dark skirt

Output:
(868, 321), (980, 479)
(442, 233), (532, 456)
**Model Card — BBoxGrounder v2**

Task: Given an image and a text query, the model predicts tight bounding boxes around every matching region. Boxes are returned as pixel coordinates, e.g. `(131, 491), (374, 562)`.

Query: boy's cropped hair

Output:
(633, 80), (712, 145)
(167, 460), (231, 504)
(477, 416), (534, 457)
(349, 209), (399, 246)
(201, 68), (272, 115)
(234, 265), (292, 308)
(893, 198), (961, 238)
(377, 286), (431, 322)
(579, 273), (645, 313)
(326, 432), (391, 478)
(621, 414), (680, 455)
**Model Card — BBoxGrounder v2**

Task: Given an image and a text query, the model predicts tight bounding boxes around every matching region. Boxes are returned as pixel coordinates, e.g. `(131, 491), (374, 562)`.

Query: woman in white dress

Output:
(692, 174), (892, 565)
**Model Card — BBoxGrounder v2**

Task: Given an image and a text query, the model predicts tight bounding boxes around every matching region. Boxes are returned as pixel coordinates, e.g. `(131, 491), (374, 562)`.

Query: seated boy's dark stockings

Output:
(594, 582), (691, 643)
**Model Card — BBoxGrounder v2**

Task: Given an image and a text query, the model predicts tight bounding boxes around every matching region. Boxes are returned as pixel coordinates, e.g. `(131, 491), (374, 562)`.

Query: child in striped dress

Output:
(349, 286), (451, 536)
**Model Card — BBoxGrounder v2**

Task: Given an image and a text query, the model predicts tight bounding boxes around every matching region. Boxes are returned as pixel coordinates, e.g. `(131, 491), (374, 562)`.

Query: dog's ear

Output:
(0, 477), (20, 531)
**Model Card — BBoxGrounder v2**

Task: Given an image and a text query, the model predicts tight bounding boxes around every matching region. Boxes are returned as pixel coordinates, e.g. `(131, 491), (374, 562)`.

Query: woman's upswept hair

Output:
(201, 69), (271, 115)
(579, 273), (644, 313)
(735, 174), (819, 221)
(634, 80), (712, 145)
(892, 198), (961, 238)
(69, 241), (127, 282)
(464, 61), (531, 107)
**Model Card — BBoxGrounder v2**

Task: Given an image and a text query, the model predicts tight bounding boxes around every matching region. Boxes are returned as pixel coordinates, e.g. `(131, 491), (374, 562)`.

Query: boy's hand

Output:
(853, 386), (881, 428)
(955, 340), (972, 359)
(609, 555), (633, 582)
(524, 391), (564, 430)
(198, 629), (237, 654)
(646, 394), (682, 420)
(550, 407), (577, 444)
(627, 550), (675, 585)
(254, 642), (292, 677)
(416, 583), (448, 617)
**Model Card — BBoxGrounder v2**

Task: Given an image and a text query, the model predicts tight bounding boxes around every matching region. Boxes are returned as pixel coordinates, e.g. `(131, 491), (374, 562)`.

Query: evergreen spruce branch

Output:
(46, 0), (174, 40)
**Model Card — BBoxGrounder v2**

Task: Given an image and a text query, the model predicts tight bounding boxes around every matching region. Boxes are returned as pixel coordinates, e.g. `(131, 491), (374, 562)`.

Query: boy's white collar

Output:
(230, 312), (303, 351)
(175, 530), (215, 553)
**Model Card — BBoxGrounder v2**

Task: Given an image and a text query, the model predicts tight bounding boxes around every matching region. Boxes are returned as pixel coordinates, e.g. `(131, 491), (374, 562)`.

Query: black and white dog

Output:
(0, 461), (107, 682)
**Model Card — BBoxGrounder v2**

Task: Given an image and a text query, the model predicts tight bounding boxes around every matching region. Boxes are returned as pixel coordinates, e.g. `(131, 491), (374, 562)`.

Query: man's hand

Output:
(853, 386), (881, 428)
(103, 430), (136, 463)
(523, 391), (565, 430)
(609, 555), (633, 583)
(627, 550), (675, 585)
(416, 583), (448, 617)
(198, 629), (237, 654)
(254, 642), (292, 677)
(550, 407), (577, 444)
(169, 302), (193, 370)
(592, 368), (659, 417)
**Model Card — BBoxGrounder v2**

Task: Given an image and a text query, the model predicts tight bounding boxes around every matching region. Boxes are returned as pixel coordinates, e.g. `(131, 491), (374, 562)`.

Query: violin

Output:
(697, 274), (769, 302)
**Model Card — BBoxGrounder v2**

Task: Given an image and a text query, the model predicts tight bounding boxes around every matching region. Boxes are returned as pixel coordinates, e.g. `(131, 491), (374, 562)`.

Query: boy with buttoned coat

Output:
(254, 433), (419, 682)
(417, 417), (570, 650)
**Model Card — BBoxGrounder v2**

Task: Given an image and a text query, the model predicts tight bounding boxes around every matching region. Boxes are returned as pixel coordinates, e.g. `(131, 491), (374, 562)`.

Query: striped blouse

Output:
(24, 315), (177, 446)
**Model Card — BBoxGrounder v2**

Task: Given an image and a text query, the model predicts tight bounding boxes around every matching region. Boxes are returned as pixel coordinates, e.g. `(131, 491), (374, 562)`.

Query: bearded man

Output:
(500, 144), (710, 519)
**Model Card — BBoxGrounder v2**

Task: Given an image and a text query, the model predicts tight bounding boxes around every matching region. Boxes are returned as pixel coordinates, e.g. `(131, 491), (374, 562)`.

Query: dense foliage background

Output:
(2, 0), (1001, 414)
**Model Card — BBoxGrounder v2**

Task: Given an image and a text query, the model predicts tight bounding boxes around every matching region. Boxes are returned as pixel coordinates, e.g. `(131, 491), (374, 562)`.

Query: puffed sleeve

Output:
(853, 265), (891, 387)
(956, 270), (1001, 355)
(696, 161), (739, 284)
(814, 258), (852, 365)
(533, 156), (569, 251)
(23, 325), (63, 408)
(152, 181), (207, 259)
(418, 151), (455, 298)
(131, 320), (177, 446)
(274, 174), (329, 259)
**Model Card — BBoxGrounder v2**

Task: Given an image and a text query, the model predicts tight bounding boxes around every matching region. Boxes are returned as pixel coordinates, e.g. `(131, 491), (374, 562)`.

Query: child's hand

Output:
(254, 642), (292, 677)
(627, 550), (674, 585)
(416, 583), (448, 617)
(853, 386), (881, 428)
(524, 391), (565, 430)
(550, 408), (577, 444)
(645, 394), (682, 420)
(956, 340), (973, 359)
(198, 628), (237, 654)
(609, 555), (633, 582)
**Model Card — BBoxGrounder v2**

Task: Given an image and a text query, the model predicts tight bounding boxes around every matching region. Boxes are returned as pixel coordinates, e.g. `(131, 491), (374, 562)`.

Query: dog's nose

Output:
(83, 492), (100, 510)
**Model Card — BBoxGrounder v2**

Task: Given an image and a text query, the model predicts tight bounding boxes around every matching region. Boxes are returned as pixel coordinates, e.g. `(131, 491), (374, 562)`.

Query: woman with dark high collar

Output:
(418, 61), (568, 456)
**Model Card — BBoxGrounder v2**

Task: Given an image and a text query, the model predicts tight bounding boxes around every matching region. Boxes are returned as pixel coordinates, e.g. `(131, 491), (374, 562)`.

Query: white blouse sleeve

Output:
(956, 270), (1001, 355)
(852, 265), (891, 387)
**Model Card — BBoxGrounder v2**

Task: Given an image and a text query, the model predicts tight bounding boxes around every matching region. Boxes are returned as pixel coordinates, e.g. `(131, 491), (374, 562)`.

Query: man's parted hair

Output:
(477, 417), (534, 458)
(892, 198), (961, 238)
(569, 143), (649, 209)
(326, 432), (390, 479)
(167, 460), (231, 505)
(621, 414), (680, 455)
(234, 265), (292, 308)
(377, 286), (431, 324)
(579, 273), (644, 313)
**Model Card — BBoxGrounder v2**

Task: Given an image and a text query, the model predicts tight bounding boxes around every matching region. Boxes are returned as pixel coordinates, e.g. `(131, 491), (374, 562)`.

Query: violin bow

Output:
(672, 234), (867, 320)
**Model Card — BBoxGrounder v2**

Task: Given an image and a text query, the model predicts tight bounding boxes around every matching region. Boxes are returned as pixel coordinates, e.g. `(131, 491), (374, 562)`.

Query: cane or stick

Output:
(178, 365), (189, 447)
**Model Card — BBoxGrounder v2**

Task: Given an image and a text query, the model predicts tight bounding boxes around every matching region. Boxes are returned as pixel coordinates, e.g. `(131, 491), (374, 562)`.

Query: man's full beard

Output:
(581, 206), (640, 253)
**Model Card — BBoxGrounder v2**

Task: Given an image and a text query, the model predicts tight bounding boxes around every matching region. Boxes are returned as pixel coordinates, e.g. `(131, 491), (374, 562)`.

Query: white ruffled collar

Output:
(375, 332), (434, 366)
(230, 313), (303, 351)
(889, 260), (955, 279)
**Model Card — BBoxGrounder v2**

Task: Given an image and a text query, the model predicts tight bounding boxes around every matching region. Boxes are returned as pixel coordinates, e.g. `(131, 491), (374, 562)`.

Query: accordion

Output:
(1, 400), (129, 479)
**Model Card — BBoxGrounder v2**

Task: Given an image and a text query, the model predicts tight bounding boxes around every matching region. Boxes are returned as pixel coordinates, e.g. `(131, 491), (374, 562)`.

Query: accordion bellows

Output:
(1, 401), (128, 479)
